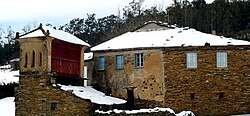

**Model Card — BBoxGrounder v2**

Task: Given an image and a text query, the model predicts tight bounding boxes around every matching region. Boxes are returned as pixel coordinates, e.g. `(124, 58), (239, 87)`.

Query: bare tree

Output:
(22, 20), (38, 33)
(0, 25), (5, 45)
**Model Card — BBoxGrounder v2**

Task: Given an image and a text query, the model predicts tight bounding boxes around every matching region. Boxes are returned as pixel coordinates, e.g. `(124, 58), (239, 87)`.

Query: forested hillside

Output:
(0, 0), (249, 65)
(57, 0), (250, 48)
(168, 0), (250, 40)
(0, 26), (19, 66)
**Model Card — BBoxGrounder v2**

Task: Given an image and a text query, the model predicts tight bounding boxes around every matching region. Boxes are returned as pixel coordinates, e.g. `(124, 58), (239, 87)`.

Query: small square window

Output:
(51, 102), (58, 110)
(191, 93), (195, 100)
(217, 52), (227, 68)
(219, 92), (224, 99)
(186, 52), (197, 68)
(135, 53), (143, 67)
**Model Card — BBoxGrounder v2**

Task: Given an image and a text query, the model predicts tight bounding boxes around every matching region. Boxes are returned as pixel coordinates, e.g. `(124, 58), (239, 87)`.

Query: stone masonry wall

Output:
(92, 49), (164, 106)
(163, 46), (250, 115)
(15, 75), (92, 116)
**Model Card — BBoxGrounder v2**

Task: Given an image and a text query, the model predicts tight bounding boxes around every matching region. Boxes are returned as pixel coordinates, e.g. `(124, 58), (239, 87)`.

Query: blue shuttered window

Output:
(186, 52), (197, 68)
(99, 56), (105, 70)
(116, 55), (124, 69)
(217, 52), (227, 68)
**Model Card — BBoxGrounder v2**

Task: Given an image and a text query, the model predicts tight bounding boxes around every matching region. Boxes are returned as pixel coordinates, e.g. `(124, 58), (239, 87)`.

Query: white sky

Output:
(0, 0), (214, 32)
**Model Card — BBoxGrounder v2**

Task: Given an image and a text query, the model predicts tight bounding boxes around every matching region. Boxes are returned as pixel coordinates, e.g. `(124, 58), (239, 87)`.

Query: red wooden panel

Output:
(51, 39), (82, 78)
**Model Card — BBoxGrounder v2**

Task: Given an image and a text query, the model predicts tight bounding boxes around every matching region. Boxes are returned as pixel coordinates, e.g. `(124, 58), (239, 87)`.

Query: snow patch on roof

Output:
(20, 25), (90, 47)
(91, 28), (250, 51)
(57, 84), (126, 105)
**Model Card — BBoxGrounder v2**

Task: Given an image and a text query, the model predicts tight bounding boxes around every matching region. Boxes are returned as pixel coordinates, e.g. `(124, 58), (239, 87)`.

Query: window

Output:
(39, 52), (42, 67)
(191, 93), (195, 100)
(31, 51), (35, 67)
(217, 52), (227, 68)
(218, 92), (224, 99)
(24, 53), (28, 68)
(99, 56), (105, 70)
(186, 52), (197, 68)
(50, 102), (58, 110)
(116, 55), (124, 69)
(135, 53), (143, 67)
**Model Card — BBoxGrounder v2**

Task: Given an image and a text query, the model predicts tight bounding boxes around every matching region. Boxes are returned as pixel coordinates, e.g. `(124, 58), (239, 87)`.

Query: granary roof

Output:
(19, 24), (90, 47)
(91, 24), (250, 51)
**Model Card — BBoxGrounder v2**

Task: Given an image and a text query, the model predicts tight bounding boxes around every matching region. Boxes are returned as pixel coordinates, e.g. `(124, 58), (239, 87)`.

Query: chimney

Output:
(15, 32), (19, 39)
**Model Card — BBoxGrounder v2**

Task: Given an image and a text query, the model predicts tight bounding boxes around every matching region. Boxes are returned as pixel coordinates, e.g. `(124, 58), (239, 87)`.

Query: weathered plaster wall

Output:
(163, 46), (250, 115)
(92, 49), (164, 105)
(15, 75), (92, 115)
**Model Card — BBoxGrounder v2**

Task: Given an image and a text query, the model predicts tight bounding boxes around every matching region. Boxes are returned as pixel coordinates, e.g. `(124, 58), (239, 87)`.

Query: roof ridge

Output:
(17, 24), (44, 39)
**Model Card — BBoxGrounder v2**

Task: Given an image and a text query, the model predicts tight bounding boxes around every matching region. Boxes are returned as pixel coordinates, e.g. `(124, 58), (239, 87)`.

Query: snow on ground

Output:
(58, 84), (127, 105)
(91, 27), (250, 51)
(0, 97), (15, 116)
(0, 65), (19, 85)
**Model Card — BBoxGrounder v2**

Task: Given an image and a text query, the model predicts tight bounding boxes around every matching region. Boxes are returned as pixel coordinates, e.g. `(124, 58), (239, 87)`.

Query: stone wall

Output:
(84, 60), (94, 86)
(15, 75), (92, 115)
(163, 46), (250, 115)
(92, 49), (164, 104)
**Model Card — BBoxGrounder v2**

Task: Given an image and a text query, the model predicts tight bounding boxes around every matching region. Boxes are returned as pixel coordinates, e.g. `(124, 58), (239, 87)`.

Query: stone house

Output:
(90, 22), (250, 115)
(15, 24), (93, 115)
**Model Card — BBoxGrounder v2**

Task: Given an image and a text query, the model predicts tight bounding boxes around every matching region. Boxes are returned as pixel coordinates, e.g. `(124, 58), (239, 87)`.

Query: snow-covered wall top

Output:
(20, 25), (90, 47)
(91, 28), (250, 51)
(84, 52), (93, 61)
(58, 84), (126, 105)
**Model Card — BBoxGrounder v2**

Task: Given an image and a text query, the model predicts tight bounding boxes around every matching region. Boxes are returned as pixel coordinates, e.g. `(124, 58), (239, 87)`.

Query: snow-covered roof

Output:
(19, 25), (90, 47)
(58, 84), (126, 105)
(91, 28), (250, 51)
(84, 52), (93, 61)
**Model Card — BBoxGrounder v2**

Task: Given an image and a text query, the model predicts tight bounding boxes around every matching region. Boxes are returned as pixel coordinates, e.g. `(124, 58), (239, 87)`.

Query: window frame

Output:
(216, 52), (227, 68)
(98, 56), (105, 70)
(116, 55), (124, 69)
(186, 52), (197, 69)
(135, 53), (143, 68)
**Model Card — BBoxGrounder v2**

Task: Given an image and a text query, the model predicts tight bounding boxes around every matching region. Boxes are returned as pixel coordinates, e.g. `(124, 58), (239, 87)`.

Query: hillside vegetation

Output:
(0, 0), (249, 65)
